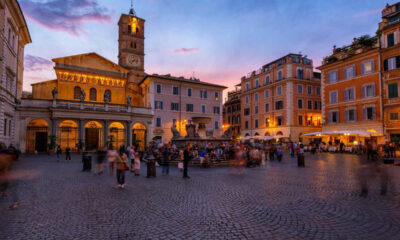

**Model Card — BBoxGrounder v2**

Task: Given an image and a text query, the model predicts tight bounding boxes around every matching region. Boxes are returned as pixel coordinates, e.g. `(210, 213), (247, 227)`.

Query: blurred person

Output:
(183, 145), (192, 179)
(178, 148), (184, 172)
(65, 146), (71, 160)
(134, 147), (141, 176)
(56, 145), (62, 162)
(0, 154), (13, 197)
(116, 148), (128, 188)
(162, 146), (170, 175)
(129, 146), (136, 173)
(107, 146), (118, 176)
(95, 147), (107, 175)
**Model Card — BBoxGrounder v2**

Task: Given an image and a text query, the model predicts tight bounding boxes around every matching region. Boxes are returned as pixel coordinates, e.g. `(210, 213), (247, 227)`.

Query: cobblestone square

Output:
(1, 153), (400, 240)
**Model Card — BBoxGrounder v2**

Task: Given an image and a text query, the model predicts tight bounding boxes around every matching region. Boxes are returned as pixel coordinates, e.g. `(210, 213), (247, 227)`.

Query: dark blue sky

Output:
(21, 0), (394, 93)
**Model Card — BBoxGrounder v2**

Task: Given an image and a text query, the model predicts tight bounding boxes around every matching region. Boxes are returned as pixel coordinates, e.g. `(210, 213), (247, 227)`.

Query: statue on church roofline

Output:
(80, 89), (86, 102)
(52, 87), (58, 100)
(104, 91), (110, 104)
(127, 95), (131, 106)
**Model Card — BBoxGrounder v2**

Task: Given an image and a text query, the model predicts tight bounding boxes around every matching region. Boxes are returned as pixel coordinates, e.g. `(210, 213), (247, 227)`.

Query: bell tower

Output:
(118, 4), (145, 84)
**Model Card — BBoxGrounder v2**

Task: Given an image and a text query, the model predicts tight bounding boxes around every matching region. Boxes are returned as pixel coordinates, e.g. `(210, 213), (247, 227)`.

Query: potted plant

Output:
(107, 135), (115, 149)
(47, 135), (57, 155)
(76, 140), (85, 154)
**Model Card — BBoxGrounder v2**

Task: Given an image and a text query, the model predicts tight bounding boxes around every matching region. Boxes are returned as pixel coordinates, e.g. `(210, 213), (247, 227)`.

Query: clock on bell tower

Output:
(118, 6), (145, 84)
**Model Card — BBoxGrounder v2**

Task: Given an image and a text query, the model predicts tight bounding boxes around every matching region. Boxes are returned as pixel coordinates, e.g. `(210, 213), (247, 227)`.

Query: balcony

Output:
(19, 99), (154, 115)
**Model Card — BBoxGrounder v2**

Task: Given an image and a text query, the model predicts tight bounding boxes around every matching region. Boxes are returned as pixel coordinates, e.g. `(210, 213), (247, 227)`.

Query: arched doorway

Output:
(132, 123), (147, 150)
(85, 121), (103, 151)
(108, 122), (125, 150)
(26, 119), (48, 153)
(58, 120), (78, 151)
(265, 132), (270, 136)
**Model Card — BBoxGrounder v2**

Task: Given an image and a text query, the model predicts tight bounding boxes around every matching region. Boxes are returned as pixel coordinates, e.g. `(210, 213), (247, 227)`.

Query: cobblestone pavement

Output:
(1, 153), (400, 240)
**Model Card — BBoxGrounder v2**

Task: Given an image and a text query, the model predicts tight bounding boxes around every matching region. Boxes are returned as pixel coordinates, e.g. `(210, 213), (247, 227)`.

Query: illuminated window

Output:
(73, 86), (81, 99)
(361, 60), (374, 74)
(90, 88), (97, 101)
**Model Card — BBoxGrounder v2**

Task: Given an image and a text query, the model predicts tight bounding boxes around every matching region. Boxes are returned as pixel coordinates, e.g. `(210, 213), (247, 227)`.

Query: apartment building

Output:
(380, 2), (400, 142)
(317, 2), (400, 145)
(0, 0), (31, 147)
(240, 54), (322, 141)
(317, 39), (383, 143)
(223, 86), (241, 138)
(140, 74), (226, 142)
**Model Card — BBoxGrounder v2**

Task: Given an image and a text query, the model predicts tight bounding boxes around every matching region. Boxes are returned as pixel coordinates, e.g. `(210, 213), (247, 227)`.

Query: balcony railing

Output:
(19, 98), (154, 115)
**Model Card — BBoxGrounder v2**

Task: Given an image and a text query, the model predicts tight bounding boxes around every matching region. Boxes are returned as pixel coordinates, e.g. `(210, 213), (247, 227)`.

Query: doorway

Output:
(86, 128), (100, 151)
(35, 132), (47, 152)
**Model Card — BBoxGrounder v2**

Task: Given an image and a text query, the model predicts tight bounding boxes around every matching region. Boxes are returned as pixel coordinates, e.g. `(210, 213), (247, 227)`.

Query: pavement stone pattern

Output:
(0, 153), (400, 240)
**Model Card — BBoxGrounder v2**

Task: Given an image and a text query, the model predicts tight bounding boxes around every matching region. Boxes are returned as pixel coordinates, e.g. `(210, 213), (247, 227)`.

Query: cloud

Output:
(173, 48), (199, 54)
(20, 0), (111, 35)
(24, 55), (53, 71)
(353, 8), (380, 18)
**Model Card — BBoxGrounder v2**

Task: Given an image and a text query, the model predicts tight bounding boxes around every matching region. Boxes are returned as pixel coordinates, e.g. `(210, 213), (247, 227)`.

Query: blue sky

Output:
(22, 0), (395, 95)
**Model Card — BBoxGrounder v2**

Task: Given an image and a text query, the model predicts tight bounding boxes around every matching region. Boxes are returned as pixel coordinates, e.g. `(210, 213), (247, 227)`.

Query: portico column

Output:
(51, 118), (57, 136)
(104, 120), (109, 147)
(126, 120), (132, 146)
(79, 119), (84, 141)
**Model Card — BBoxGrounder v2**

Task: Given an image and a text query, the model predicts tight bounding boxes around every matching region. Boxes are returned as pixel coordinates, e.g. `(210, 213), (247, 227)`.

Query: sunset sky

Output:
(21, 0), (394, 96)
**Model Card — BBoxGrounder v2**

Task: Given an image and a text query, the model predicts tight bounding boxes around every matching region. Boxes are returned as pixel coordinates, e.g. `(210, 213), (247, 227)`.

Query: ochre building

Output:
(239, 53), (322, 141)
(17, 8), (153, 153)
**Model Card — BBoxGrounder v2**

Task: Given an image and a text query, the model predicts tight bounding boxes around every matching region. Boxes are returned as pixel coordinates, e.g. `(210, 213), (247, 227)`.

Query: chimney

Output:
(333, 45), (336, 54)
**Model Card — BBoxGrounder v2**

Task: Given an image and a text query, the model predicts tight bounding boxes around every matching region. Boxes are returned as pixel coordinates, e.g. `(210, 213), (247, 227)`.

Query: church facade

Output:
(16, 8), (226, 153)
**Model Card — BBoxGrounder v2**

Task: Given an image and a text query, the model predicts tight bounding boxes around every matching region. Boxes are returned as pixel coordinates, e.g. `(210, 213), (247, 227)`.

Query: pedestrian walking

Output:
(134, 148), (141, 176)
(116, 148), (128, 188)
(178, 148), (184, 172)
(107, 146), (118, 176)
(162, 147), (170, 175)
(65, 146), (71, 160)
(95, 147), (107, 175)
(129, 146), (135, 172)
(183, 145), (191, 179)
(56, 146), (62, 161)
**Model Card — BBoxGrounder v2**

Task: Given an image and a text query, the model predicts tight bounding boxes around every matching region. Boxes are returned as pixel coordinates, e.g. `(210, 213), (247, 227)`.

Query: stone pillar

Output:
(79, 119), (84, 142)
(103, 120), (109, 147)
(51, 118), (57, 136)
(126, 120), (132, 146)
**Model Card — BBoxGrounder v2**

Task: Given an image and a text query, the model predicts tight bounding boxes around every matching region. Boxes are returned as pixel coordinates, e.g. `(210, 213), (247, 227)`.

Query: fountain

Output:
(171, 117), (232, 147)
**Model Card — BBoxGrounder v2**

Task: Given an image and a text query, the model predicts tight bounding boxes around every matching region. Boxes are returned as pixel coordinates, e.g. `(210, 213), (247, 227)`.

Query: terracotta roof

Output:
(140, 74), (227, 89)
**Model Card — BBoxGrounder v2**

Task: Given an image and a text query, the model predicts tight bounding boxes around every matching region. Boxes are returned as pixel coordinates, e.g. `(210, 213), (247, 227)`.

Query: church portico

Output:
(17, 98), (153, 153)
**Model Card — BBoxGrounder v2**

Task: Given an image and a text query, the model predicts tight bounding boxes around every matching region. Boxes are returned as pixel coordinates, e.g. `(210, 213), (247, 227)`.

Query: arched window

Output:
(105, 90), (111, 102)
(136, 27), (140, 36)
(90, 88), (97, 101)
(74, 86), (81, 99)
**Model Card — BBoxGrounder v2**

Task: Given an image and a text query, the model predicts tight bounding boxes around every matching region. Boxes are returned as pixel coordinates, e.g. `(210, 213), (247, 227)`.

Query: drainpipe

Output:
(378, 37), (385, 141)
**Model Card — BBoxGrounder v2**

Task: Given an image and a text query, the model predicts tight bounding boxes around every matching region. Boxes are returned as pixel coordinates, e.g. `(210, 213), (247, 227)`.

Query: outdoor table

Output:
(329, 147), (337, 152)
(345, 147), (352, 152)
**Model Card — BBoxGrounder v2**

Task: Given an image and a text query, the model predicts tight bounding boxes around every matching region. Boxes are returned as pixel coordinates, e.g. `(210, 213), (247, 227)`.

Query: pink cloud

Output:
(353, 8), (380, 18)
(173, 48), (200, 54)
(20, 0), (111, 36)
(24, 55), (53, 71)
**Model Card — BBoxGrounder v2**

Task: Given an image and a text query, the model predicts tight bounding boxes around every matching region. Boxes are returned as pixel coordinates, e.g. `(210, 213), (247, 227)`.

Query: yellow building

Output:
(17, 7), (153, 153)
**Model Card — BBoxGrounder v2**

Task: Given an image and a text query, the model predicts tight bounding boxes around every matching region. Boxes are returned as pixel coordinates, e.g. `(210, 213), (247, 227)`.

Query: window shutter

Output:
(344, 90), (348, 101)
(361, 63), (365, 75)
(351, 88), (355, 100)
(328, 112), (332, 123)
(362, 108), (367, 120)
(372, 84), (376, 97)
(343, 69), (347, 80)
(354, 109), (357, 121)
(345, 110), (349, 122)
(352, 66), (356, 77)
(371, 60), (375, 72)
(361, 86), (365, 98)
(372, 107), (376, 120)
(396, 56), (400, 69)
(384, 59), (388, 71)
(336, 112), (339, 123)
